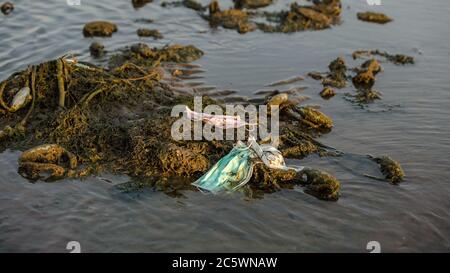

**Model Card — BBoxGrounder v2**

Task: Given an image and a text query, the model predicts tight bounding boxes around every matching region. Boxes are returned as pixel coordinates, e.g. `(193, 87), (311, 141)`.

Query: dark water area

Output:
(0, 0), (449, 252)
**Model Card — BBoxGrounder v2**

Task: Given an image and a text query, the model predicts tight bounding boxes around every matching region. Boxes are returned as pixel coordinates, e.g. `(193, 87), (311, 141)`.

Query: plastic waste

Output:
(192, 141), (256, 193)
(248, 137), (304, 172)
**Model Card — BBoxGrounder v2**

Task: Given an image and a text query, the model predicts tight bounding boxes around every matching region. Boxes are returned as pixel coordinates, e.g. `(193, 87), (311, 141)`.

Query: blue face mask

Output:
(192, 142), (256, 194)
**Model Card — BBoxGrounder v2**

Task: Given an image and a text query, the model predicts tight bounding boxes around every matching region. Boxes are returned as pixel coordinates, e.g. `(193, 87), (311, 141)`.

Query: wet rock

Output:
(18, 144), (77, 181)
(233, 0), (273, 9)
(353, 49), (414, 65)
(259, 0), (341, 33)
(320, 87), (335, 99)
(357, 11), (392, 24)
(130, 43), (155, 58)
(352, 58), (381, 89)
(371, 156), (404, 184)
(297, 106), (333, 130)
(89, 42), (105, 58)
(297, 7), (332, 26)
(322, 57), (347, 88)
(137, 28), (163, 39)
(1, 1), (13, 15)
(182, 0), (205, 11)
(299, 169), (340, 201)
(308, 71), (324, 80)
(352, 69), (375, 89)
(361, 58), (381, 75)
(83, 21), (118, 37)
(267, 93), (289, 108)
(209, 1), (256, 34)
(132, 0), (152, 9)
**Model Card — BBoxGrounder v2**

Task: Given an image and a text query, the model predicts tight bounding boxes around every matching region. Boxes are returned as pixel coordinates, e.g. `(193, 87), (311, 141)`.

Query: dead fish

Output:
(9, 87), (31, 112)
(266, 75), (304, 87)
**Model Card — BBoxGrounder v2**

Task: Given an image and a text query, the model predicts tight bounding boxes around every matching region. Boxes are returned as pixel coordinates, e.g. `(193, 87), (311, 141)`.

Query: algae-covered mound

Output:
(0, 42), (346, 200)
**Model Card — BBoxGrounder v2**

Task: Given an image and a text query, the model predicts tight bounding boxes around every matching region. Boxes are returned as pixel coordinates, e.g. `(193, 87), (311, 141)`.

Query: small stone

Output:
(357, 11), (392, 24)
(83, 21), (118, 37)
(320, 87), (335, 99)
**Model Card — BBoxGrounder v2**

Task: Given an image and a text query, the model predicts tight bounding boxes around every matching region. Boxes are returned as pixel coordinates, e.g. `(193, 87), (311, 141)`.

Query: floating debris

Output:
(192, 141), (255, 193)
(357, 11), (392, 24)
(83, 21), (118, 37)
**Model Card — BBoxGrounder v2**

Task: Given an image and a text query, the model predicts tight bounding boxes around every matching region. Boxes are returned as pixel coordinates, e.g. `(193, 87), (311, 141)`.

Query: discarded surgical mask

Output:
(248, 137), (304, 172)
(192, 141), (256, 193)
(185, 106), (253, 129)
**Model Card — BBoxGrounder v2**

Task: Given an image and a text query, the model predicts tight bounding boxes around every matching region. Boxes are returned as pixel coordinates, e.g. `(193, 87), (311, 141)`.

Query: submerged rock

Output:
(352, 59), (381, 89)
(182, 0), (205, 11)
(1, 2), (14, 15)
(258, 0), (342, 33)
(233, 0), (273, 9)
(320, 87), (335, 99)
(299, 169), (340, 201)
(357, 11), (392, 24)
(137, 28), (163, 39)
(371, 156), (404, 184)
(89, 42), (105, 58)
(322, 57), (347, 88)
(208, 1), (256, 34)
(132, 0), (152, 9)
(352, 49), (414, 65)
(83, 21), (118, 37)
